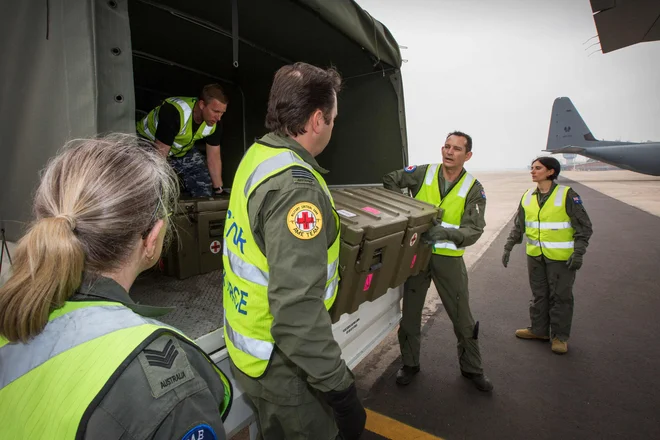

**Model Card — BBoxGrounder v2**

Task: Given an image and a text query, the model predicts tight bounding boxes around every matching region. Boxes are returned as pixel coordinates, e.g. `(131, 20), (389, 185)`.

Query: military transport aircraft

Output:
(545, 97), (660, 176)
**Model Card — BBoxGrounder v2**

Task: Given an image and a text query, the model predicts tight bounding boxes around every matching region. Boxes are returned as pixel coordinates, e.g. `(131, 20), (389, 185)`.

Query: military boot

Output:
(461, 371), (494, 392)
(551, 338), (568, 354)
(395, 365), (420, 385)
(515, 328), (550, 340)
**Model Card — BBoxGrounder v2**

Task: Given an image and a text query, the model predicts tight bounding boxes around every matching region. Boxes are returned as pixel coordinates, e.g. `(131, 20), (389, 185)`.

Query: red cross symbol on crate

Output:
(210, 240), (222, 254)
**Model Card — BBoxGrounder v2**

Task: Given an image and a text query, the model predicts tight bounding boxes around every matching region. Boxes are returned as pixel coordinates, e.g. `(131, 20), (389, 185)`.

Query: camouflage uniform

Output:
(383, 165), (487, 375)
(169, 147), (213, 198)
(73, 276), (230, 439)
(505, 182), (593, 341)
(228, 133), (355, 440)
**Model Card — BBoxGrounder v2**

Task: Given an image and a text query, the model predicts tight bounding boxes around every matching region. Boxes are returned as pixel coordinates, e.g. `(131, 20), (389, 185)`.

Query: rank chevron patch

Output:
(144, 339), (179, 369)
(138, 337), (195, 398)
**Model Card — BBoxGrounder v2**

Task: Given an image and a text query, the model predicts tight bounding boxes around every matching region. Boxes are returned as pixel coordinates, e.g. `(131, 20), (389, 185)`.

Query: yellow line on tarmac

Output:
(365, 409), (445, 440)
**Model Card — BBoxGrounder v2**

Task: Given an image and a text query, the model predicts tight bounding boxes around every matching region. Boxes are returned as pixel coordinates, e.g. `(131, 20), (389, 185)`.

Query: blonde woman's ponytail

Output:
(0, 134), (178, 343)
(0, 216), (84, 342)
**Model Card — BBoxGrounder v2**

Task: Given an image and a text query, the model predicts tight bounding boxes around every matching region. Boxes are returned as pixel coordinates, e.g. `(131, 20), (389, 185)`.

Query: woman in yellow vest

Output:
(0, 134), (232, 439)
(502, 156), (593, 354)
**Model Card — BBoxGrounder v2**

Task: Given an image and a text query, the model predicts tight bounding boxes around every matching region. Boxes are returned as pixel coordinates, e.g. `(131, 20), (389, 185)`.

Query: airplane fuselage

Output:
(569, 142), (660, 176)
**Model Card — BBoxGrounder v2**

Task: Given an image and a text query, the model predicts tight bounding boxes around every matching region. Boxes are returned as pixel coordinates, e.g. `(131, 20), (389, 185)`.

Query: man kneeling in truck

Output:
(137, 84), (228, 197)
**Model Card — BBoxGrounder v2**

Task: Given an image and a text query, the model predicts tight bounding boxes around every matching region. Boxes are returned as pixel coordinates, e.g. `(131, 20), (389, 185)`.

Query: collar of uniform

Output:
(438, 165), (466, 185)
(533, 182), (557, 196)
(72, 274), (175, 318)
(257, 133), (329, 174)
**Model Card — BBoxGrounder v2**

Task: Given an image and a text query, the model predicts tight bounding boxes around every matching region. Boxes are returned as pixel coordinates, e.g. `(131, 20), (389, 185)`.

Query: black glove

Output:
(566, 253), (583, 271)
(502, 249), (511, 268)
(322, 383), (366, 440)
(421, 218), (450, 244)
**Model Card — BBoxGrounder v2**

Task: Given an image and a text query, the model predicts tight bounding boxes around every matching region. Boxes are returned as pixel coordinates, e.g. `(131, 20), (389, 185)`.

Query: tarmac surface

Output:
(3, 170), (660, 439)
(360, 177), (660, 439)
(562, 170), (660, 218)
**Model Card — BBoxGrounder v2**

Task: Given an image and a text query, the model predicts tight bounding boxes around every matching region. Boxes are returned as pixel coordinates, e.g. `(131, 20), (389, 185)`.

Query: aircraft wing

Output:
(591, 0), (660, 53)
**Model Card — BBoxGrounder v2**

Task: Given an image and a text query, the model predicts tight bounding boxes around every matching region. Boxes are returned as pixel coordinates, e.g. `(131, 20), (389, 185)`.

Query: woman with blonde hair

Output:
(0, 134), (231, 439)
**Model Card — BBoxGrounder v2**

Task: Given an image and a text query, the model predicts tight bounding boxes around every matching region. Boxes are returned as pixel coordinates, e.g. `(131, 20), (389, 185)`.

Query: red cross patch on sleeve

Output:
(287, 202), (323, 239)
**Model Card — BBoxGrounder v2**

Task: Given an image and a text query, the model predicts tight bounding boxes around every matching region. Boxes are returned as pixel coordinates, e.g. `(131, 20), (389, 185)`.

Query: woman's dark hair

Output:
(532, 156), (561, 180)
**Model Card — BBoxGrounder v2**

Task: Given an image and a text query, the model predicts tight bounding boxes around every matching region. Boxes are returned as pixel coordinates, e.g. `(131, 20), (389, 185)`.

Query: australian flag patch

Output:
(572, 196), (582, 205)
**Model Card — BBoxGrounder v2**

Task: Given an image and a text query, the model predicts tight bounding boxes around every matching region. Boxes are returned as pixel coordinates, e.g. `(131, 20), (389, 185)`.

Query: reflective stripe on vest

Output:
(431, 221), (463, 251)
(0, 304), (164, 389)
(523, 187), (565, 208)
(141, 116), (156, 140)
(170, 97), (194, 152)
(224, 315), (273, 361)
(223, 142), (340, 378)
(202, 124), (214, 137)
(136, 97), (216, 157)
(414, 164), (475, 256)
(223, 236), (338, 301)
(425, 164), (439, 185)
(244, 150), (332, 199)
(168, 97), (193, 134)
(524, 221), (572, 229)
(0, 301), (232, 438)
(522, 185), (575, 261)
(526, 238), (575, 249)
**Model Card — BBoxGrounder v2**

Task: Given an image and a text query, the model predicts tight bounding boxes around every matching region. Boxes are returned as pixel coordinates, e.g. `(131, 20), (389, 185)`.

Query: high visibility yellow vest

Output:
(0, 301), (232, 439)
(223, 142), (340, 378)
(522, 185), (575, 261)
(414, 164), (476, 257)
(137, 97), (217, 157)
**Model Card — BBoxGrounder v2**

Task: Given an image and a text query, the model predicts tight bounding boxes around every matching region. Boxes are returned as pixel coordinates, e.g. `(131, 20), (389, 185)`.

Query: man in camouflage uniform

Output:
(168, 151), (219, 198)
(222, 63), (366, 440)
(137, 84), (229, 197)
(383, 132), (493, 392)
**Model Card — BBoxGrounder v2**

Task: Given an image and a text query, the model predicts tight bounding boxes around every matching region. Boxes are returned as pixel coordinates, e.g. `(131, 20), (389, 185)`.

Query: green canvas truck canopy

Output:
(0, 0), (409, 241)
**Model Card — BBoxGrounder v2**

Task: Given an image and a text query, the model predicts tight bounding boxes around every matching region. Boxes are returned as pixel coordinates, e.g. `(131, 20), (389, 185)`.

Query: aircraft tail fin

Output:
(546, 97), (598, 151)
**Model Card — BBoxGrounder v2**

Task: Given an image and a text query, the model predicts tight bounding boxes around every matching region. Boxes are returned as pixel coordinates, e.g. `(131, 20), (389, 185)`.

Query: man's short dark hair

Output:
(446, 131), (473, 152)
(200, 84), (229, 105)
(265, 62), (342, 136)
(532, 156), (561, 180)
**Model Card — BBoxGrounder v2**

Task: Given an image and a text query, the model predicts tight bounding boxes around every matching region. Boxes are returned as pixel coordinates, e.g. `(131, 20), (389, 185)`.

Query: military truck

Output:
(0, 1), (435, 437)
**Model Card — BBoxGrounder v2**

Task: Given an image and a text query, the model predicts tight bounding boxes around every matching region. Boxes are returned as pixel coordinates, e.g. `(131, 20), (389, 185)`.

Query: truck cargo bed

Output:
(131, 269), (223, 340)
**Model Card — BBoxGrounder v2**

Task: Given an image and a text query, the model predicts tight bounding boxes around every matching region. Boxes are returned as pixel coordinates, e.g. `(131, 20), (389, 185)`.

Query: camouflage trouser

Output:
(399, 254), (483, 375)
(527, 256), (576, 342)
(230, 362), (340, 440)
(169, 148), (213, 197)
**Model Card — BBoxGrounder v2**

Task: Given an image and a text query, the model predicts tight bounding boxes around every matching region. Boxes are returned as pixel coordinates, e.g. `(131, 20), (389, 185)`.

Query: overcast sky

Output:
(356, 0), (660, 170)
